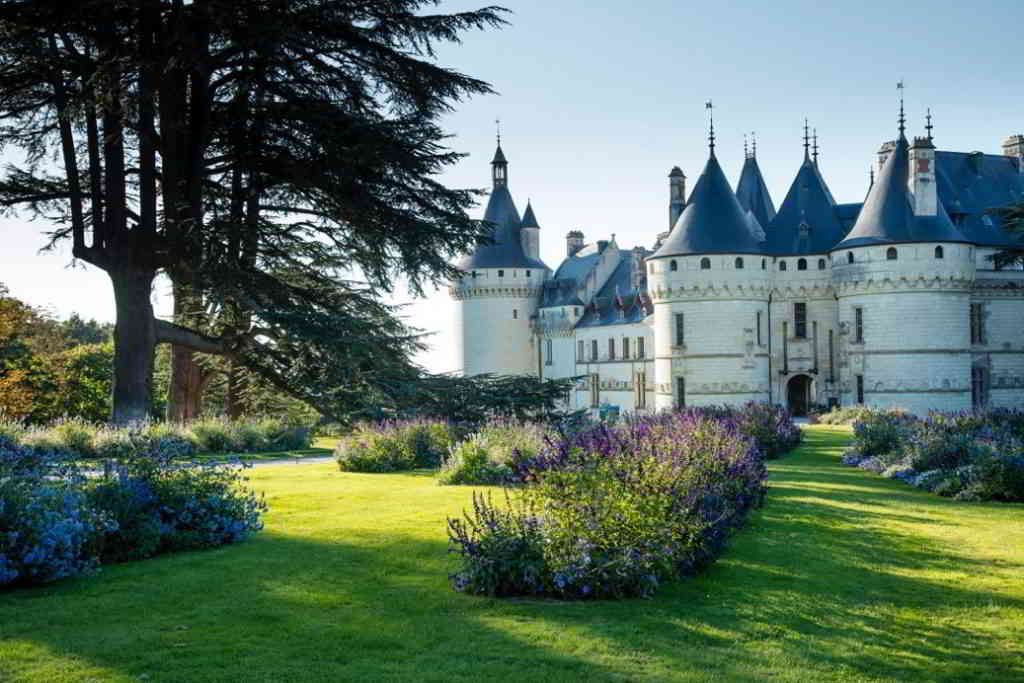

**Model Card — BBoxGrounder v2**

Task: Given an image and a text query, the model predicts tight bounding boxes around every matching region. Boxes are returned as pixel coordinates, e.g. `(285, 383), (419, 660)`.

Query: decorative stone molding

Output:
(833, 273), (973, 296)
(449, 284), (545, 300)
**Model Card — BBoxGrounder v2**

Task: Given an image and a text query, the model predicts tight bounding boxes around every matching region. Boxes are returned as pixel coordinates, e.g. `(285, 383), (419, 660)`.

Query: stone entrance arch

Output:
(786, 374), (813, 417)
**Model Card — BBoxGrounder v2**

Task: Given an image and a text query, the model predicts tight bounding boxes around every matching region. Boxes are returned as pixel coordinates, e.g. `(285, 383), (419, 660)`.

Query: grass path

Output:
(1, 426), (1021, 682)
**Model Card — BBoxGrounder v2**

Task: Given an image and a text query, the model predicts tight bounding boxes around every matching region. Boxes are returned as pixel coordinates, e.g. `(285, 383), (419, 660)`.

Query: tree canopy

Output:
(0, 0), (509, 423)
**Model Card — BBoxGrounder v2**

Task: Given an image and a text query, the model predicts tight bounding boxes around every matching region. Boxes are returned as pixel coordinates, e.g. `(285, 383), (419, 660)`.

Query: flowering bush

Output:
(1, 435), (268, 590)
(438, 420), (550, 485)
(336, 419), (457, 472)
(842, 410), (1024, 502)
(682, 403), (801, 459)
(449, 412), (767, 599)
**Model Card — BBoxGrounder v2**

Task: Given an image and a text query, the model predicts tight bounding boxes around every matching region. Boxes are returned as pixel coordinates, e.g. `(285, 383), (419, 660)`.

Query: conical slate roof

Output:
(456, 185), (548, 270)
(765, 156), (844, 254)
(492, 145), (507, 164)
(652, 154), (763, 257)
(837, 137), (966, 248)
(736, 157), (776, 228)
(521, 201), (540, 228)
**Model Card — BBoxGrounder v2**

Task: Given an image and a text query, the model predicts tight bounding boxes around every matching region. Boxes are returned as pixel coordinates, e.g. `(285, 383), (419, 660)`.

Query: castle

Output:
(449, 111), (1024, 417)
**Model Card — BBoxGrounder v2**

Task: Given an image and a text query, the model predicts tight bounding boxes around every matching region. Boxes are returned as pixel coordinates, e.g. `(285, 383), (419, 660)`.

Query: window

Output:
(779, 261), (787, 271)
(847, 252), (854, 264)
(761, 259), (767, 270)
(591, 339), (598, 361)
(756, 311), (762, 345)
(972, 366), (987, 409)
(498, 269), (504, 277)
(635, 371), (647, 409)
(828, 329), (835, 382)
(526, 270), (531, 277)
(794, 303), (807, 339)
(886, 247), (898, 261)
(622, 337), (630, 359)
(854, 307), (864, 343)
(797, 258), (807, 271)
(577, 340), (584, 361)
(735, 257), (744, 269)
(856, 374), (864, 404)
(675, 313), (685, 346)
(818, 258), (826, 270)
(670, 260), (678, 272)
(970, 303), (985, 344)
(590, 373), (600, 408)
(700, 257), (711, 270)
(608, 338), (616, 360)
(676, 376), (686, 408)
(935, 245), (944, 259)
(574, 307), (579, 316)
(545, 338), (553, 365)
(637, 336), (645, 359)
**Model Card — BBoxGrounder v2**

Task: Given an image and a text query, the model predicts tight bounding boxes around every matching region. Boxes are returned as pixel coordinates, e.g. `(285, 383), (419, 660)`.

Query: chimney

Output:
(566, 230), (584, 258)
(908, 136), (937, 216)
(668, 166), (686, 229)
(631, 246), (646, 290)
(877, 140), (897, 171)
(1003, 134), (1024, 172)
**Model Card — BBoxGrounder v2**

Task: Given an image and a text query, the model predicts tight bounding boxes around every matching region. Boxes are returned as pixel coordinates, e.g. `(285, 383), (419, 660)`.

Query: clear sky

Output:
(2, 0), (1022, 374)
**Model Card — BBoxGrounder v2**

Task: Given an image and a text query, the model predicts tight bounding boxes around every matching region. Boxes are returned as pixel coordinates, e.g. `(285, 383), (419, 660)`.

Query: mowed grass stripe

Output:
(1, 425), (1021, 682)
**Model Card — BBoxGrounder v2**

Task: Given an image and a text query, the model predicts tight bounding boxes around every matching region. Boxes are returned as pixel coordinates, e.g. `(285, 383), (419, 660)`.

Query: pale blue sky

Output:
(2, 0), (1022, 373)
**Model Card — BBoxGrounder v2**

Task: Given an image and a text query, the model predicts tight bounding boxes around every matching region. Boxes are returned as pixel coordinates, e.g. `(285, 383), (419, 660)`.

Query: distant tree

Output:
(0, 0), (506, 424)
(990, 204), (1024, 268)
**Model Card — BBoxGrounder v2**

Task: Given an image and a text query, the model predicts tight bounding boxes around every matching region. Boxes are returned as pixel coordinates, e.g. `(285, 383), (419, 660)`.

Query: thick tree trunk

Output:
(110, 267), (157, 425)
(166, 283), (207, 422)
(226, 360), (244, 419)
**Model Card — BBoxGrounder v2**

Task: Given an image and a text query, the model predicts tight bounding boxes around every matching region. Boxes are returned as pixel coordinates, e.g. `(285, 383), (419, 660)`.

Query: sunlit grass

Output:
(1, 426), (1021, 682)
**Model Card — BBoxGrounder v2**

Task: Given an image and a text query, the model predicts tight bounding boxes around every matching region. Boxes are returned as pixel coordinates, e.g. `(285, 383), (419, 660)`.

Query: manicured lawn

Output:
(2, 426), (1021, 682)
(190, 436), (339, 462)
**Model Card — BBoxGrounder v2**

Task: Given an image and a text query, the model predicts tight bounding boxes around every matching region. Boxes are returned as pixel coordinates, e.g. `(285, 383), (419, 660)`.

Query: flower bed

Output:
(448, 411), (770, 599)
(840, 409), (1024, 502)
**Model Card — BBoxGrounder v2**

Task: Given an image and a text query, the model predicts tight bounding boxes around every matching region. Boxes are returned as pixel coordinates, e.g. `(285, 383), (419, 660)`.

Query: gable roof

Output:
(736, 156), (776, 228)
(651, 154), (763, 258)
(765, 157), (845, 254)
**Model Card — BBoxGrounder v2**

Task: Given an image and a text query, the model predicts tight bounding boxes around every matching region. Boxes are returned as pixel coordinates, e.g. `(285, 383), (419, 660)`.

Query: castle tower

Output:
(832, 120), (974, 413)
(450, 142), (550, 376)
(520, 201), (541, 261)
(668, 166), (686, 229)
(648, 138), (769, 411)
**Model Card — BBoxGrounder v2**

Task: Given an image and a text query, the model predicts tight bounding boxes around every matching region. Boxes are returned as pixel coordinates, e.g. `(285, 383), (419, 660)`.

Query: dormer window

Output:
(799, 221), (810, 238)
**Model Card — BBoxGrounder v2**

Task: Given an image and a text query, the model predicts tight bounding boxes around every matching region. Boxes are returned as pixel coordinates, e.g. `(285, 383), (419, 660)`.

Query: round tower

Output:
(831, 130), (975, 413)
(450, 142), (549, 376)
(649, 145), (770, 410)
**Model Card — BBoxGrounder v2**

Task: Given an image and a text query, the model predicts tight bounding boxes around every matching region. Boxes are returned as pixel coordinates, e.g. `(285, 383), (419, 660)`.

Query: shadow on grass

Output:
(2, 427), (1021, 682)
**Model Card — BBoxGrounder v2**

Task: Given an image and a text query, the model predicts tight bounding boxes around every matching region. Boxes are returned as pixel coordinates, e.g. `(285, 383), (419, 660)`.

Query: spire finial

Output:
(751, 131), (757, 159)
(812, 128), (819, 165)
(925, 107), (934, 142)
(743, 133), (749, 159)
(495, 117), (501, 146)
(803, 118), (810, 159)
(705, 100), (715, 156)
(897, 80), (906, 138)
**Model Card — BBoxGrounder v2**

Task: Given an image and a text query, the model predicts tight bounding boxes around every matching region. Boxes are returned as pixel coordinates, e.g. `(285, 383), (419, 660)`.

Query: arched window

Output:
(779, 260), (787, 271)
(886, 247), (898, 261)
(735, 257), (744, 269)
(797, 258), (808, 271)
(817, 258), (826, 270)
(935, 245), (944, 259)
(847, 252), (854, 264)
(700, 257), (711, 270)
(670, 260), (678, 272)
(761, 259), (767, 270)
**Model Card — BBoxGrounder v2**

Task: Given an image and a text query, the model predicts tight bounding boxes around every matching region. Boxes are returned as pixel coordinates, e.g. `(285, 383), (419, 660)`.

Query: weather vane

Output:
(925, 107), (934, 142)
(495, 118), (501, 146)
(897, 80), (906, 136)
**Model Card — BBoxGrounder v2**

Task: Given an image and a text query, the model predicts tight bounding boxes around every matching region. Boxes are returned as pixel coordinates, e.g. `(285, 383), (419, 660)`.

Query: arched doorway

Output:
(786, 374), (813, 417)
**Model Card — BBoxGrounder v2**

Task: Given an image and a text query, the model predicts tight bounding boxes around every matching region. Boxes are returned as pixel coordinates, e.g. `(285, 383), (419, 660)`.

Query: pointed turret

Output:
(457, 143), (548, 270)
(668, 166), (686, 228)
(521, 201), (539, 228)
(765, 146), (843, 255)
(736, 156), (776, 229)
(520, 200), (541, 261)
(652, 152), (762, 258)
(837, 135), (965, 248)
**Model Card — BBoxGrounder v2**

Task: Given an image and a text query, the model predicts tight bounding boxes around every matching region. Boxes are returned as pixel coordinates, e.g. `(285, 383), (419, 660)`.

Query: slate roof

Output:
(765, 156), (846, 254)
(455, 148), (549, 271)
(935, 151), (1024, 247)
(652, 154), (763, 258)
(542, 241), (610, 307)
(736, 156), (776, 228)
(574, 251), (652, 328)
(837, 137), (967, 248)
(521, 201), (540, 228)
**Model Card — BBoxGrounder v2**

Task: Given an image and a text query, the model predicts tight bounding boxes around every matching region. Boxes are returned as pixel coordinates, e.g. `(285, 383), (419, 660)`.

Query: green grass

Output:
(2, 426), (1021, 682)
(189, 436), (339, 462)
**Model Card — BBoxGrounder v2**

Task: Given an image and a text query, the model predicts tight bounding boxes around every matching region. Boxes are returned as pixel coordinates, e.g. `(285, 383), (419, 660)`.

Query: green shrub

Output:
(189, 417), (238, 452)
(851, 411), (916, 458)
(439, 420), (549, 485)
(439, 439), (508, 485)
(51, 418), (99, 457)
(0, 419), (25, 447)
(335, 420), (455, 473)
